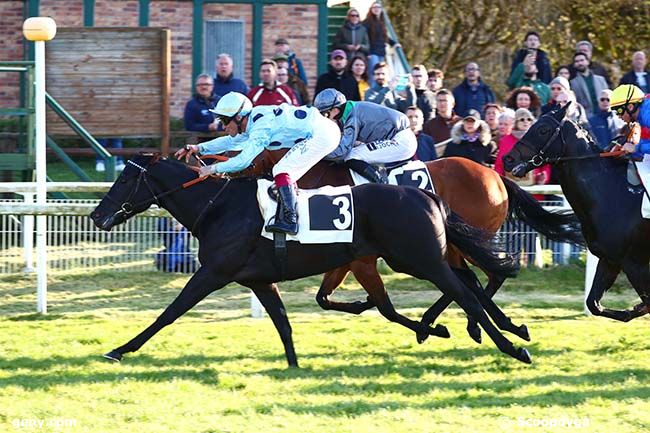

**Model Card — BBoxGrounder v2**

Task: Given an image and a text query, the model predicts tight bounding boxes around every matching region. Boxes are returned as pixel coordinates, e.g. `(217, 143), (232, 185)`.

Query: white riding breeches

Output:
(344, 128), (417, 164)
(272, 113), (341, 181)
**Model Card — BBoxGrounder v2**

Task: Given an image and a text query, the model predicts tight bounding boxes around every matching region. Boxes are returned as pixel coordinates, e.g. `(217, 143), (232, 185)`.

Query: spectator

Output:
(183, 73), (218, 134)
(213, 53), (249, 99)
(407, 106), (437, 162)
(588, 89), (625, 150)
(495, 108), (550, 196)
(505, 87), (541, 117)
(155, 217), (198, 274)
(570, 52), (609, 114)
(507, 54), (551, 105)
(423, 88), (461, 144)
(509, 31), (553, 86)
(348, 55), (370, 100)
(484, 103), (503, 141)
(315, 49), (361, 101)
(96, 139), (125, 172)
(571, 40), (612, 88)
(364, 62), (407, 109)
(427, 68), (444, 93)
(555, 65), (571, 81)
(443, 109), (497, 167)
(620, 51), (649, 93)
(274, 38), (308, 85)
(452, 62), (496, 117)
(410, 65), (437, 122)
(556, 89), (591, 132)
(248, 59), (298, 107)
(542, 76), (571, 114)
(363, 2), (400, 84)
(496, 108), (516, 148)
(332, 8), (369, 60)
(273, 54), (310, 105)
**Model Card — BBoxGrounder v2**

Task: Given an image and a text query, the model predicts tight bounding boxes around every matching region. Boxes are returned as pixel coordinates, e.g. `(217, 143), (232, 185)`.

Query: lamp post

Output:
(23, 17), (57, 314)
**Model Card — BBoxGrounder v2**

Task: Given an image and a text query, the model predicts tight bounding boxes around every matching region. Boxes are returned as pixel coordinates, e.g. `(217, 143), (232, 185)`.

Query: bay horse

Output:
(503, 103), (650, 321)
(245, 151), (584, 343)
(90, 155), (533, 366)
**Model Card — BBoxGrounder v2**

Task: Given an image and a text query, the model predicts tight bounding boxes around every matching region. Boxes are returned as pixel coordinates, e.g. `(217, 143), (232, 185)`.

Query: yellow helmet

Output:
(610, 84), (645, 109)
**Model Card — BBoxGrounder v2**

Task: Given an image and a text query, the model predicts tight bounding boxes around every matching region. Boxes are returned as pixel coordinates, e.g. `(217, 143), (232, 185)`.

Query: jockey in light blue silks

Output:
(175, 92), (340, 236)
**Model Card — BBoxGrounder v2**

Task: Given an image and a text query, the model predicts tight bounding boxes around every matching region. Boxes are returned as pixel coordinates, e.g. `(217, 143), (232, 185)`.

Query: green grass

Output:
(0, 266), (648, 433)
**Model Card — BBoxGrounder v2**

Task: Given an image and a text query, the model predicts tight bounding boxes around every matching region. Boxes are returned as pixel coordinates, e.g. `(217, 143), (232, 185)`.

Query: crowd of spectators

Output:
(181, 18), (647, 193)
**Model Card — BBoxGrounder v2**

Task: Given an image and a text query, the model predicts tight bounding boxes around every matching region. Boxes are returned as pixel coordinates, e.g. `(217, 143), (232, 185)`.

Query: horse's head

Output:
(502, 103), (570, 177)
(90, 154), (166, 231)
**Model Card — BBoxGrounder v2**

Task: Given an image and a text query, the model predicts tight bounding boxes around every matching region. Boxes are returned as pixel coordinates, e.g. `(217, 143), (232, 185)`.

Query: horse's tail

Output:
(444, 209), (520, 278)
(500, 175), (585, 246)
(419, 189), (520, 278)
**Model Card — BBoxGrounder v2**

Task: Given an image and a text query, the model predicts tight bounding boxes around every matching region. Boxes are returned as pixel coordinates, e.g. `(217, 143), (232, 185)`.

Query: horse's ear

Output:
(555, 101), (571, 120)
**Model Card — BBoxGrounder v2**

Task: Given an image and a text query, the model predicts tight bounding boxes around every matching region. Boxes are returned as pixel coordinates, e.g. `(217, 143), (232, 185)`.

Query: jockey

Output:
(313, 88), (417, 184)
(610, 84), (649, 158)
(175, 92), (340, 236)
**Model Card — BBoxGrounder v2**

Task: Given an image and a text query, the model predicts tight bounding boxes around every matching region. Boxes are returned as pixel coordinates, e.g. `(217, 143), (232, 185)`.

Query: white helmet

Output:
(210, 92), (253, 120)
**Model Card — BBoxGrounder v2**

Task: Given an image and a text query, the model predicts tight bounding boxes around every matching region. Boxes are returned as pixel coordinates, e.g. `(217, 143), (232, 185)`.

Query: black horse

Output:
(503, 103), (650, 321)
(90, 155), (533, 366)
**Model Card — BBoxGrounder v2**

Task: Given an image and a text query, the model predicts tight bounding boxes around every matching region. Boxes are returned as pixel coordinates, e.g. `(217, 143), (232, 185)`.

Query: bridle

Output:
(517, 114), (567, 167)
(104, 157), (231, 235)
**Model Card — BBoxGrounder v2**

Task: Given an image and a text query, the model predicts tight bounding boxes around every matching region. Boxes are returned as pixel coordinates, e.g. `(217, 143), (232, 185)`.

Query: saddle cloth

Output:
(349, 160), (436, 193)
(635, 157), (650, 218)
(256, 179), (354, 243)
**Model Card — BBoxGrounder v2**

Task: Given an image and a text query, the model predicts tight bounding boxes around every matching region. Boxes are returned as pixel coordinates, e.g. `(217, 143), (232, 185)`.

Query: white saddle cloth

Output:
(256, 179), (354, 244)
(349, 160), (436, 193)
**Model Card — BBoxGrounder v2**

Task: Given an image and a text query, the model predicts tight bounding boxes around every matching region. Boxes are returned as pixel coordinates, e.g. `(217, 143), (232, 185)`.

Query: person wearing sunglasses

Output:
(332, 8), (369, 60)
(588, 89), (625, 150)
(175, 92), (340, 235)
(610, 84), (650, 158)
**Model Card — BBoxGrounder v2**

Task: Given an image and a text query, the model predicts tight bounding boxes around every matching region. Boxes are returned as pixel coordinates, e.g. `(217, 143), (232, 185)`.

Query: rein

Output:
(519, 116), (627, 167)
(106, 158), (230, 231)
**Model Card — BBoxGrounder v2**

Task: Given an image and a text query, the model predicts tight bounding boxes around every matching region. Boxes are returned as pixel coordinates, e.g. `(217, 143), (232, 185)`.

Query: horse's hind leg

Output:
(247, 282), (299, 367)
(424, 263), (531, 363)
(316, 263), (375, 315)
(104, 267), (228, 362)
(453, 267), (529, 341)
(350, 260), (449, 338)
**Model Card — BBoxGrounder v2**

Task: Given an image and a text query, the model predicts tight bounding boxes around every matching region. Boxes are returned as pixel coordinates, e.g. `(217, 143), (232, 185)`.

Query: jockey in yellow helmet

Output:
(610, 84), (649, 157)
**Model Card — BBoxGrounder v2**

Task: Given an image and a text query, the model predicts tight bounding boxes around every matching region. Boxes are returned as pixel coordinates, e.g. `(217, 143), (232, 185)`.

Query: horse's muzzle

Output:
(89, 211), (115, 232)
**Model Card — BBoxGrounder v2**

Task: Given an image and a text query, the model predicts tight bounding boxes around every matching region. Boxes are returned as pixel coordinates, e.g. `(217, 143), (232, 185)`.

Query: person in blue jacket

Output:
(212, 53), (249, 99)
(452, 62), (496, 117)
(183, 74), (218, 133)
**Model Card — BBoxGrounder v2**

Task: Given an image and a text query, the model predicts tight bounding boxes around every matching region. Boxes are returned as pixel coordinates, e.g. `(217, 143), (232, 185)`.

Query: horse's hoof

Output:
(103, 350), (122, 362)
(432, 324), (450, 338)
(416, 332), (429, 344)
(468, 326), (482, 344)
(518, 324), (531, 341)
(517, 347), (532, 364)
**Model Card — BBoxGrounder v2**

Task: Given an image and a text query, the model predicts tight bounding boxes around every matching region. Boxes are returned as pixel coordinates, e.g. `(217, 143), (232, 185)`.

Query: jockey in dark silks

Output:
(313, 88), (417, 184)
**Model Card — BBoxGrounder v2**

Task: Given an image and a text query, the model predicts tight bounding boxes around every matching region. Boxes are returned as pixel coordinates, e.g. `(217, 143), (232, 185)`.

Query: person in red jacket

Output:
(247, 59), (299, 107)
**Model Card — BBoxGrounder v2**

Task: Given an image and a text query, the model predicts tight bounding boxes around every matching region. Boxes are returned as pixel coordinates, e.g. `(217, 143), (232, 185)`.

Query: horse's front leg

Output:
(584, 258), (636, 321)
(620, 259), (650, 321)
(244, 282), (299, 367)
(103, 267), (229, 362)
(315, 262), (375, 315)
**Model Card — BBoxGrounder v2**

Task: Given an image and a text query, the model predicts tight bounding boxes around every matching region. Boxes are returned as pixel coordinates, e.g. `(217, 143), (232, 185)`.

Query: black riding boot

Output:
(265, 184), (298, 235)
(345, 159), (388, 184)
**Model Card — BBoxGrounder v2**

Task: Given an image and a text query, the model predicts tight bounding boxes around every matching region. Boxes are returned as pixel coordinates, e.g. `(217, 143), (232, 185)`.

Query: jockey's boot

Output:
(265, 184), (298, 235)
(346, 159), (388, 184)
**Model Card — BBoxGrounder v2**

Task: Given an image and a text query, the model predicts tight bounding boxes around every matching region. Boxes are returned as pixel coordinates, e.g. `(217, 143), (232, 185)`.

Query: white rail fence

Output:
(0, 183), (597, 315)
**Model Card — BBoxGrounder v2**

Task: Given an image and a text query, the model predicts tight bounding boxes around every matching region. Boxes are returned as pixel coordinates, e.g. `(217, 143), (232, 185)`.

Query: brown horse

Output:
(237, 151), (583, 343)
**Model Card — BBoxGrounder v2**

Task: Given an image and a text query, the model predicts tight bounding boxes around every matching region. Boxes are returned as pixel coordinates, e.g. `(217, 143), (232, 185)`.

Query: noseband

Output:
(518, 116), (566, 167)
